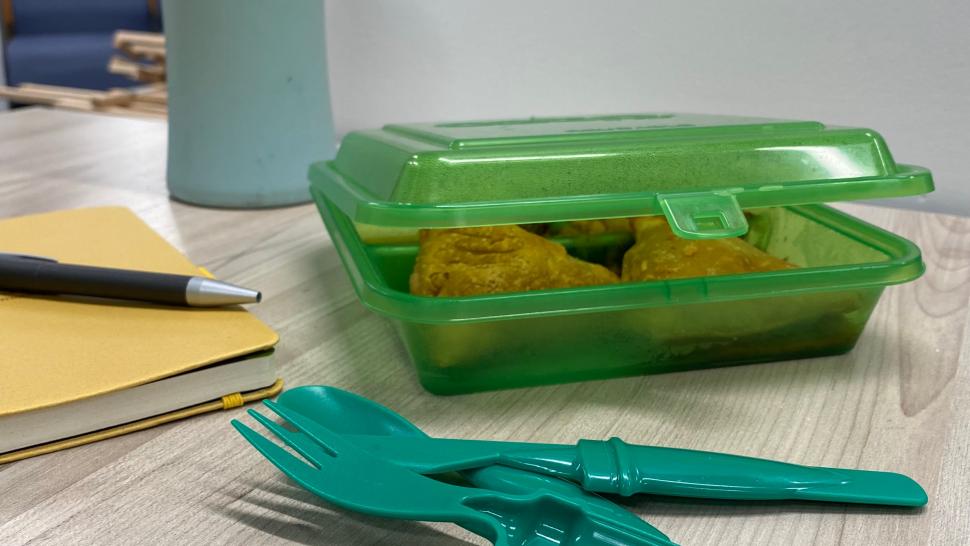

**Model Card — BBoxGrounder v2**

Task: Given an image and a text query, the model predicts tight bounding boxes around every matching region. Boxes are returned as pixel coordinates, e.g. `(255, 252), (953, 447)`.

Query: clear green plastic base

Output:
(313, 189), (922, 395)
(399, 288), (879, 394)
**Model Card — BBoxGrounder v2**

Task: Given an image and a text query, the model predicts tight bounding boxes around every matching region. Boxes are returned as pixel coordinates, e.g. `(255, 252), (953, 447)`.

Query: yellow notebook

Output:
(0, 207), (281, 463)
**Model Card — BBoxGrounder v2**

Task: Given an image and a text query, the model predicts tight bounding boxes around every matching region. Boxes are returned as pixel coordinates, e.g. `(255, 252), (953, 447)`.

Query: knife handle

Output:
(575, 438), (927, 506)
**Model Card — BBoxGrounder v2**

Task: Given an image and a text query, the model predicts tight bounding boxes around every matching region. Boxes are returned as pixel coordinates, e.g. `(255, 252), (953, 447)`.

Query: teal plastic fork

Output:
(263, 394), (676, 544)
(233, 409), (677, 546)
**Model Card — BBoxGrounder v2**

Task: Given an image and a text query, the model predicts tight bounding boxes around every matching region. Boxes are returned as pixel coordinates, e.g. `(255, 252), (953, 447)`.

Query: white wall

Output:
(326, 0), (970, 216)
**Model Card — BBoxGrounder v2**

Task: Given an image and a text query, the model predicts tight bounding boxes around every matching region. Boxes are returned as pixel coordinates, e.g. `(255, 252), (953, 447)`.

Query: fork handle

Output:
(572, 438), (927, 506)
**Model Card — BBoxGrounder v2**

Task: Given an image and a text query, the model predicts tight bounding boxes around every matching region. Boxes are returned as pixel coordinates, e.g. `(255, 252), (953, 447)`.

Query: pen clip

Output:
(0, 252), (59, 263)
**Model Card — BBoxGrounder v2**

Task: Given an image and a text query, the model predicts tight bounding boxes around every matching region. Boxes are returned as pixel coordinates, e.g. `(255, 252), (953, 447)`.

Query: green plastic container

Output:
(309, 113), (931, 395)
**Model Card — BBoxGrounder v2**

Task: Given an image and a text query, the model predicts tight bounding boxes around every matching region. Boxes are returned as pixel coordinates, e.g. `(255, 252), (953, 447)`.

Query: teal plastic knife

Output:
(341, 434), (927, 506)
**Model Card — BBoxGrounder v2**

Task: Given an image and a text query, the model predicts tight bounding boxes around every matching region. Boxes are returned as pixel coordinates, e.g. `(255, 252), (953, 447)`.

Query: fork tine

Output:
(231, 419), (324, 491)
(263, 399), (341, 455)
(235, 418), (517, 545)
(247, 409), (332, 468)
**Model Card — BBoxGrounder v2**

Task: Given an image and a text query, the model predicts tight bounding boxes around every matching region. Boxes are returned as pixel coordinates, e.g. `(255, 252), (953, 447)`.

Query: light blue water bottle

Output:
(163, 0), (335, 208)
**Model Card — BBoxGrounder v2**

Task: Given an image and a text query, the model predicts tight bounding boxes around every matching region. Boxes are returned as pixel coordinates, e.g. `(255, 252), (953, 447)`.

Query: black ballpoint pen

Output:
(0, 252), (261, 307)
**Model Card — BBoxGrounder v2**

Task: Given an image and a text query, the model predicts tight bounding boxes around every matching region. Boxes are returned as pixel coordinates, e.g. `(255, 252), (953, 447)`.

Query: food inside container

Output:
(409, 224), (620, 297)
(309, 113), (932, 394)
(408, 214), (795, 298)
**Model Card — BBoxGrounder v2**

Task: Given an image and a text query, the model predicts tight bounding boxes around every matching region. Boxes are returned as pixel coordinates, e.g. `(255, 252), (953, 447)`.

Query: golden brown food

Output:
(549, 218), (634, 237)
(622, 217), (794, 282)
(410, 225), (619, 296)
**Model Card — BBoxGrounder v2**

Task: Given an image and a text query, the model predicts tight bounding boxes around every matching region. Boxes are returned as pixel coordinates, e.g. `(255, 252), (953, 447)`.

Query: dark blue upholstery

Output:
(13, 0), (158, 35)
(3, 0), (161, 90)
(6, 34), (137, 89)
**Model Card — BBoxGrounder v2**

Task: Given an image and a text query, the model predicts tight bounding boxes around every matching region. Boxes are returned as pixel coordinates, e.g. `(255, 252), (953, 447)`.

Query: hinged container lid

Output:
(309, 113), (932, 239)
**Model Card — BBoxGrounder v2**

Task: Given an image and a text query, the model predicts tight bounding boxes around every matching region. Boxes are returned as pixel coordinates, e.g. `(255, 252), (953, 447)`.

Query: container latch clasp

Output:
(657, 192), (748, 239)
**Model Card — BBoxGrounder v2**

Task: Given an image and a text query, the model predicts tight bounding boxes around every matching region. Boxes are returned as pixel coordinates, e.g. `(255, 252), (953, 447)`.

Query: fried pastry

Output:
(622, 216), (794, 282)
(410, 225), (619, 297)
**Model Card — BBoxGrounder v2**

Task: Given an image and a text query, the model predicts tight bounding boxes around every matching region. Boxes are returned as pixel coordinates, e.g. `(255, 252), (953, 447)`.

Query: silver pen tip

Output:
(186, 277), (262, 306)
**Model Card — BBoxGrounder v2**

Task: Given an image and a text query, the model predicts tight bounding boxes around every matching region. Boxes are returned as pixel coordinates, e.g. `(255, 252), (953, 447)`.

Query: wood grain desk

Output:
(0, 108), (967, 546)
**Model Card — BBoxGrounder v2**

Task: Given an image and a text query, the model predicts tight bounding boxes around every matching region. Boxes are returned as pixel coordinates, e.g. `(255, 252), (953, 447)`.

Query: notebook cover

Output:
(0, 206), (280, 418)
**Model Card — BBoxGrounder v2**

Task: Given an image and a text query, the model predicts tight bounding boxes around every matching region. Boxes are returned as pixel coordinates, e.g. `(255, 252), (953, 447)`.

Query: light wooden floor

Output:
(0, 108), (967, 545)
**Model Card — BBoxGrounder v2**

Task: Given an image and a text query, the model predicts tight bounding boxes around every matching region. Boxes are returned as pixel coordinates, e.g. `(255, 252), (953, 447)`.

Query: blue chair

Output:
(2, 0), (161, 90)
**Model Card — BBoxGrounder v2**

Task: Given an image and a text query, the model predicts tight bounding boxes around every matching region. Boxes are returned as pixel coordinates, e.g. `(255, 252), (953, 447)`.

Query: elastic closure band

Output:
(221, 392), (245, 409)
